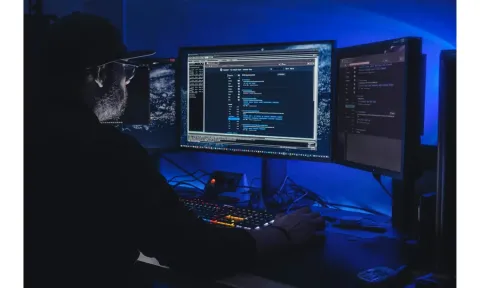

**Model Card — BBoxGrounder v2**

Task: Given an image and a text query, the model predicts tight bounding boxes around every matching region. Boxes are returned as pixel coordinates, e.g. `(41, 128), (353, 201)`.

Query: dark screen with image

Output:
(121, 67), (151, 124)
(114, 60), (178, 150)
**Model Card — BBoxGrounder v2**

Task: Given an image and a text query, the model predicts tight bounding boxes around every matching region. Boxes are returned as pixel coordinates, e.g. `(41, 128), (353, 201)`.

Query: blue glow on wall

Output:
(126, 0), (456, 216)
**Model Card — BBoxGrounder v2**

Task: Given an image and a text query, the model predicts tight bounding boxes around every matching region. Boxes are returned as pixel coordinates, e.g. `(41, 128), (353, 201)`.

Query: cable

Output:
(289, 183), (329, 208)
(171, 181), (204, 194)
(372, 173), (393, 198)
(277, 175), (289, 195)
(324, 203), (389, 217)
(377, 180), (393, 198)
(262, 177), (314, 211)
(168, 170), (209, 184)
(161, 155), (208, 185)
(266, 175), (290, 199)
(286, 189), (309, 213)
(289, 182), (389, 217)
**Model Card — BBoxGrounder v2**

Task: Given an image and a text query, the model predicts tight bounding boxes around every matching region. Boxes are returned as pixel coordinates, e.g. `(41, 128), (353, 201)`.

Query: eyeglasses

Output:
(86, 60), (142, 85)
(118, 62), (137, 84)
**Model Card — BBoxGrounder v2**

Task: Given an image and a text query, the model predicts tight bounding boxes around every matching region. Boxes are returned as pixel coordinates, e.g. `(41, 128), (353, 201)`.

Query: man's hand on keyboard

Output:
(272, 207), (325, 245)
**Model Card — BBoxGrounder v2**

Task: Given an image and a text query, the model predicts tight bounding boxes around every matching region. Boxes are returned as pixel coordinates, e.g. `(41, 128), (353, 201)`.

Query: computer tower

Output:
(436, 50), (456, 276)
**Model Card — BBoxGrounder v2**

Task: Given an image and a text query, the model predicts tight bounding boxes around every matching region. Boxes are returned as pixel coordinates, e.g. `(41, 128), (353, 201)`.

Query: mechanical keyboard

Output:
(180, 198), (275, 230)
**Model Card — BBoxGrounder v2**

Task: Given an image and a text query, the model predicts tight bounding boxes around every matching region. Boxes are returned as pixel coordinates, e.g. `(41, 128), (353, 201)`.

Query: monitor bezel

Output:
(332, 37), (423, 179)
(123, 57), (181, 153)
(177, 40), (336, 162)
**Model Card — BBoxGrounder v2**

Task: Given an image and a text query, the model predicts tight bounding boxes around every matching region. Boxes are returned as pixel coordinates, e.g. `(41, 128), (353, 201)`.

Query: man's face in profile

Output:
(89, 62), (135, 122)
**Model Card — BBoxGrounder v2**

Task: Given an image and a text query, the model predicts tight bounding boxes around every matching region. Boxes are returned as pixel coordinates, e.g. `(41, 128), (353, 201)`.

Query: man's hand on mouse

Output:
(272, 206), (325, 245)
(249, 207), (325, 253)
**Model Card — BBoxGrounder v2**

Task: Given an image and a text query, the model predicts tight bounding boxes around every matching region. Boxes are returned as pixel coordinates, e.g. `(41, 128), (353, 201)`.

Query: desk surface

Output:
(253, 231), (406, 287)
(135, 207), (408, 288)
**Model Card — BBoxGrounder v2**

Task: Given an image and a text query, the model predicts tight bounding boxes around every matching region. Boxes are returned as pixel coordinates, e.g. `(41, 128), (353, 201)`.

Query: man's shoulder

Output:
(98, 125), (141, 145)
(95, 125), (148, 157)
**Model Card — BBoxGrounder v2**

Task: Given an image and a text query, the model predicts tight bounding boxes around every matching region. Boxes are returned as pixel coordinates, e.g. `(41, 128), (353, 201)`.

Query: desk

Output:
(253, 231), (406, 287)
(134, 208), (408, 288)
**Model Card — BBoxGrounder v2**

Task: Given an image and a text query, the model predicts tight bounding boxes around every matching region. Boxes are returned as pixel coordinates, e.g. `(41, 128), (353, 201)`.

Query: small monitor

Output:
(178, 41), (334, 161)
(111, 58), (179, 150)
(334, 38), (422, 178)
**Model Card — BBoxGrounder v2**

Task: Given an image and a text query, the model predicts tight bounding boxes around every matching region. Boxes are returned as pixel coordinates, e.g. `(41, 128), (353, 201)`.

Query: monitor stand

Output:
(260, 157), (287, 211)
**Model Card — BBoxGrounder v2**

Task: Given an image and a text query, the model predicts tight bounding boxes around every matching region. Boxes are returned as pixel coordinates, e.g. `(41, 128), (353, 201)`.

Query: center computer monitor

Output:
(178, 41), (335, 161)
(106, 58), (179, 150)
(334, 37), (422, 178)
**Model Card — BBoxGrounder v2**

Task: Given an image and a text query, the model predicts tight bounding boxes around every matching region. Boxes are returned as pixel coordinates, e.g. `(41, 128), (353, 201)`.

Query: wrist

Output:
(269, 225), (291, 243)
(249, 226), (290, 253)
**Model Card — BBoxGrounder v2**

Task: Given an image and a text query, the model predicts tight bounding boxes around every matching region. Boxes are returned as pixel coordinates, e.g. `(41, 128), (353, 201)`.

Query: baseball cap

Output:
(48, 12), (155, 69)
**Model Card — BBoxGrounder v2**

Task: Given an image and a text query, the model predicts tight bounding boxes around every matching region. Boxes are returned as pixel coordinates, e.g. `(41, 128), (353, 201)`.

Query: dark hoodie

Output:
(24, 13), (256, 288)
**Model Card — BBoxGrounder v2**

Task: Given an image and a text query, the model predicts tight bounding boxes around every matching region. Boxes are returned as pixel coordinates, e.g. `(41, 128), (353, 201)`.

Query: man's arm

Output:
(120, 136), (259, 279)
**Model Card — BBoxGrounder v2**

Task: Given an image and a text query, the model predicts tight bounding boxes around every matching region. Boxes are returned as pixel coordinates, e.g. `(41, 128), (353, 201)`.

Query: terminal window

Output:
(180, 44), (332, 159)
(337, 44), (406, 172)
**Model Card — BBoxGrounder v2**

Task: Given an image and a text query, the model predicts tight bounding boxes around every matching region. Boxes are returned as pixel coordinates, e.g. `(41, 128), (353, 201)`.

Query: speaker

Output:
(204, 171), (250, 203)
(436, 50), (456, 276)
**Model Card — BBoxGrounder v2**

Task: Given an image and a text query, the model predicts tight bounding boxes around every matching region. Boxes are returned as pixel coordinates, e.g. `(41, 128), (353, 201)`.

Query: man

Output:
(25, 13), (324, 288)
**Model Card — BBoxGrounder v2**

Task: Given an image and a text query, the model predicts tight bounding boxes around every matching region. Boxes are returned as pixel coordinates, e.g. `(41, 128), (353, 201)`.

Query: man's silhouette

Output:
(25, 13), (324, 288)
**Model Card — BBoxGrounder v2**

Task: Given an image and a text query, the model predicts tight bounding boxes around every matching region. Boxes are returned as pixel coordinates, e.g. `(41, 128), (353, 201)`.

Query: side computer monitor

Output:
(178, 41), (335, 161)
(104, 58), (179, 150)
(334, 38), (423, 178)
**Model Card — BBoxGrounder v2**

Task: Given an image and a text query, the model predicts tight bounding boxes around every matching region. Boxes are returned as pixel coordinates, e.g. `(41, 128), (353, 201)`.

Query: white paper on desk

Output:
(136, 252), (297, 288)
(137, 251), (170, 269)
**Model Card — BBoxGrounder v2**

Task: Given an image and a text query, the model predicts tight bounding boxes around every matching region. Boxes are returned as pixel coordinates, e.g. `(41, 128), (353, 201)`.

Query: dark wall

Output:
(25, 0), (123, 33)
